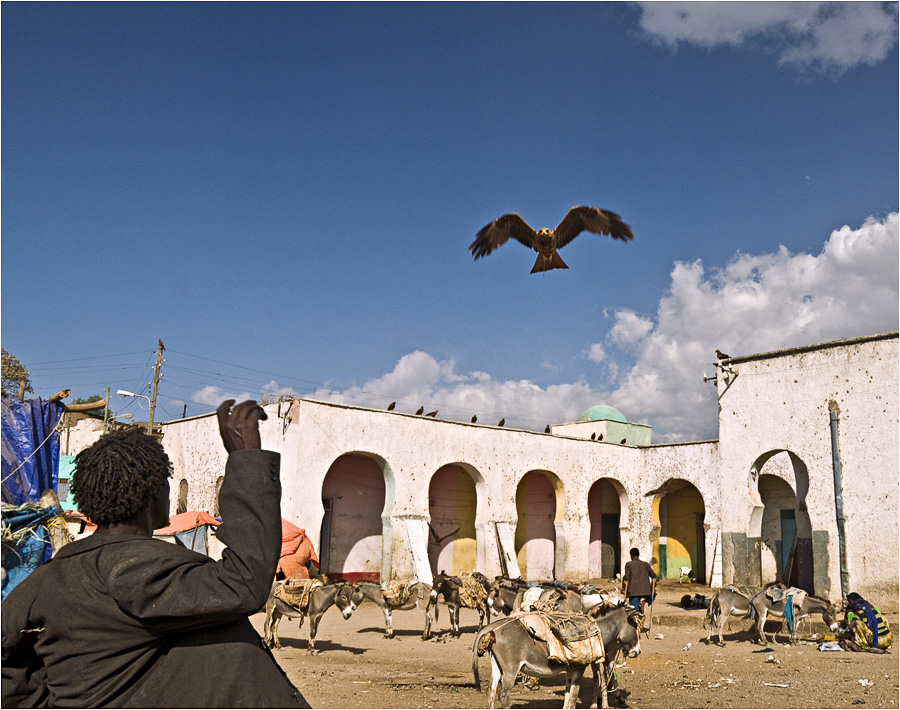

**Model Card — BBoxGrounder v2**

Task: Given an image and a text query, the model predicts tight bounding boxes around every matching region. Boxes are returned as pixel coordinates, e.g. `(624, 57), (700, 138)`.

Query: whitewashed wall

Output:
(157, 332), (897, 609)
(716, 332), (898, 607)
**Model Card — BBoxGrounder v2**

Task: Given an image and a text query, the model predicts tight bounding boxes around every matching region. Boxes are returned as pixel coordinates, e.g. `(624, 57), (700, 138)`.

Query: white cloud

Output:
(635, 2), (899, 72)
(609, 311), (654, 350)
(309, 351), (600, 430)
(191, 385), (254, 407)
(586, 344), (607, 363)
(605, 212), (898, 440)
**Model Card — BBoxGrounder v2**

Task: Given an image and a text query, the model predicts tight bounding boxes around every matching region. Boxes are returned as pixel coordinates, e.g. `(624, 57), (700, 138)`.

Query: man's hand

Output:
(217, 399), (267, 453)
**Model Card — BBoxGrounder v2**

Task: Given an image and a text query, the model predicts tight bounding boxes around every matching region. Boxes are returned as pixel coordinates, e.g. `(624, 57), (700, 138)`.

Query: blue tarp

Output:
(1, 503), (63, 601)
(1, 395), (63, 506)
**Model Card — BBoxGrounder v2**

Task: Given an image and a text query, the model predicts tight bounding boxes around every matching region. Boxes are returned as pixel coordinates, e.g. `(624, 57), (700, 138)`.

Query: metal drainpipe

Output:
(829, 407), (850, 600)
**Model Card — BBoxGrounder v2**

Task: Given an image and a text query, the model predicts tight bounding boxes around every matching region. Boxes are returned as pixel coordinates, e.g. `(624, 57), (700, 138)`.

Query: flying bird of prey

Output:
(716, 349), (731, 360)
(470, 205), (633, 273)
(426, 410), (438, 417)
(387, 401), (396, 411)
(416, 406), (424, 415)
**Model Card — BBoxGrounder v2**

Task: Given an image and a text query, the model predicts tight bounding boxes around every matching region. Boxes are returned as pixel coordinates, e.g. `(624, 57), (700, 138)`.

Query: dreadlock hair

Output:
(72, 426), (172, 527)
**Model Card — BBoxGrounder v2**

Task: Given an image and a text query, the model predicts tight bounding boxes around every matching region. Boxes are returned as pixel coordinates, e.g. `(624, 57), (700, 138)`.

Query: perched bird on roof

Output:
(591, 432), (597, 440)
(620, 438), (627, 445)
(415, 406), (424, 415)
(598, 433), (603, 441)
(715, 349), (731, 360)
(470, 205), (633, 273)
(544, 424), (551, 433)
(498, 418), (505, 427)
(471, 415), (478, 423)
(426, 410), (438, 417)
(387, 401), (396, 411)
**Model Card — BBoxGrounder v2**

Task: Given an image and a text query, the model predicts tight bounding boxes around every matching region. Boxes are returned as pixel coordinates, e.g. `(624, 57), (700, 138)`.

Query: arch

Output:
(514, 470), (565, 580)
(319, 452), (393, 584)
(212, 476), (224, 517)
(427, 463), (485, 576)
(747, 450), (815, 593)
(587, 478), (626, 580)
(650, 479), (706, 582)
(758, 474), (797, 583)
(176, 479), (188, 515)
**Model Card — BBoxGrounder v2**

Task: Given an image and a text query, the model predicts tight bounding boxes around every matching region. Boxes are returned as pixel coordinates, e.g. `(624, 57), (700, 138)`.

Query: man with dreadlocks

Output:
(1, 400), (309, 708)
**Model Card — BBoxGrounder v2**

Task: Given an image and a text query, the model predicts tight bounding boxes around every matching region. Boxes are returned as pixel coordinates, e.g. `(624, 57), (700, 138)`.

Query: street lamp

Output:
(116, 390), (152, 433)
(104, 411), (133, 435)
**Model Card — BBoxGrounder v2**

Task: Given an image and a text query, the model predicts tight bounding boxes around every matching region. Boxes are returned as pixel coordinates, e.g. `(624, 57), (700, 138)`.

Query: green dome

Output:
(578, 405), (627, 423)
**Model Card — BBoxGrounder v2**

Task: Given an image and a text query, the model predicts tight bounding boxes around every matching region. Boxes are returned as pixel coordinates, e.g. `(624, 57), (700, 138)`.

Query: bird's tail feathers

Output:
(531, 252), (569, 273)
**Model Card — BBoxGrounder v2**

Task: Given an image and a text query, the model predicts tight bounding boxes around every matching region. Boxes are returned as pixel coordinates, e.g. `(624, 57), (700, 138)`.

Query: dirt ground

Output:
(252, 587), (899, 710)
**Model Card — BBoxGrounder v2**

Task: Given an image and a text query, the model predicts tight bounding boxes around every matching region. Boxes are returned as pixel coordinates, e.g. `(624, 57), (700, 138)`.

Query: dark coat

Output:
(2, 449), (308, 708)
(623, 558), (657, 597)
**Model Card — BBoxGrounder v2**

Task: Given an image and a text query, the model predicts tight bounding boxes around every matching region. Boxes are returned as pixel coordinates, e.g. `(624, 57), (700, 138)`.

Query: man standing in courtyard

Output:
(623, 547), (657, 613)
(2, 400), (309, 708)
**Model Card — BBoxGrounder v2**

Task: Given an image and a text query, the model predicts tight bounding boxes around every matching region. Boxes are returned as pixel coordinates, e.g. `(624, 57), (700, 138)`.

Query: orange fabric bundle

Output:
(277, 519), (319, 579)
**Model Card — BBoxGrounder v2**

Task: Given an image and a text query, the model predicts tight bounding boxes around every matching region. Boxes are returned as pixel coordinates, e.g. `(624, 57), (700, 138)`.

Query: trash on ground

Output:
(858, 679), (873, 687)
(682, 642), (692, 651)
(763, 682), (789, 688)
(765, 655), (781, 664)
(655, 633), (664, 640)
(818, 641), (845, 652)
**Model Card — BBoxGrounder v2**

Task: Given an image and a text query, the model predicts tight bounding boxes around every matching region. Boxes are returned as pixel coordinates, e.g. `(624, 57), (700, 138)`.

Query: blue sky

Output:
(3, 2), (898, 441)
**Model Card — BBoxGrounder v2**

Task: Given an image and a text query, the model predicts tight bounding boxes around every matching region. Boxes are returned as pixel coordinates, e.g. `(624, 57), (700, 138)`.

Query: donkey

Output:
(526, 587), (590, 614)
(704, 582), (784, 646)
(487, 576), (532, 616)
(263, 580), (363, 653)
(356, 579), (435, 640)
(472, 603), (643, 709)
(750, 590), (838, 644)
(430, 571), (491, 635)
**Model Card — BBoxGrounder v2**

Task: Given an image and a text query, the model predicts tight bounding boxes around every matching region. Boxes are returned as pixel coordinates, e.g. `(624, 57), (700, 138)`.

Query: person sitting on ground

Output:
(622, 547), (657, 613)
(838, 592), (893, 653)
(2, 400), (309, 708)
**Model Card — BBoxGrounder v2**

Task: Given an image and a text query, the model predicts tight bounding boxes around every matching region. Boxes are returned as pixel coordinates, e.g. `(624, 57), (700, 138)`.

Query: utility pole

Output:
(148, 339), (166, 435)
(103, 387), (111, 435)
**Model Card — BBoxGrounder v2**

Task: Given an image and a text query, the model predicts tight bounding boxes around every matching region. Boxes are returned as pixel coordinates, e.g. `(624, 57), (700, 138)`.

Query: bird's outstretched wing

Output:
(553, 206), (633, 250)
(469, 213), (537, 260)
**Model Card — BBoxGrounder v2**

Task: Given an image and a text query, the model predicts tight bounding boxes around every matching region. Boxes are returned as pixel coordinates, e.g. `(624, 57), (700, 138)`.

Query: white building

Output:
(160, 331), (898, 609)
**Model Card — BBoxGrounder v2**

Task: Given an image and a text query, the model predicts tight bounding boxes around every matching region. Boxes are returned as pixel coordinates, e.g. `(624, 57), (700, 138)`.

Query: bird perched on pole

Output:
(470, 205), (633, 273)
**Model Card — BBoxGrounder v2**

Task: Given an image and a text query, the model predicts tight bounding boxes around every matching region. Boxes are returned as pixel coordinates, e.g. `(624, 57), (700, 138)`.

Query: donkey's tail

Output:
(428, 589), (440, 622)
(471, 626), (498, 690)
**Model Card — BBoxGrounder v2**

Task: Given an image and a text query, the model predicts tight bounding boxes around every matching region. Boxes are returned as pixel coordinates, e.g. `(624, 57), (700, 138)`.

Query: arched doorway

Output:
(652, 479), (706, 582)
(428, 464), (478, 575)
(320, 453), (390, 583)
(514, 470), (564, 581)
(758, 474), (797, 583)
(749, 450), (815, 594)
(588, 478), (623, 581)
(176, 479), (188, 514)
